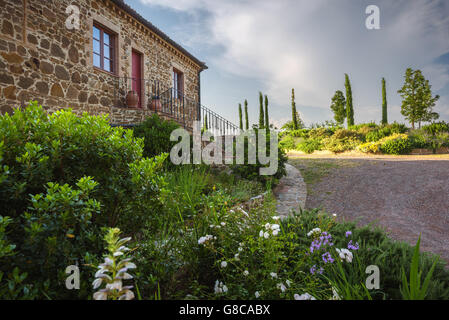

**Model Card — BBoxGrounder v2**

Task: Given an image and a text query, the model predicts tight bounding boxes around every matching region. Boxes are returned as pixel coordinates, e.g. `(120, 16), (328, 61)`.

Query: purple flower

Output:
(345, 231), (352, 238)
(310, 265), (317, 275)
(309, 232), (334, 253)
(347, 240), (359, 251)
(310, 265), (324, 275)
(322, 252), (334, 264)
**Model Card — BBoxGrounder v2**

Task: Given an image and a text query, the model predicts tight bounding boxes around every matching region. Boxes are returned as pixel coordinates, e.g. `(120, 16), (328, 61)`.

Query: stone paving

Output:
(273, 163), (307, 218)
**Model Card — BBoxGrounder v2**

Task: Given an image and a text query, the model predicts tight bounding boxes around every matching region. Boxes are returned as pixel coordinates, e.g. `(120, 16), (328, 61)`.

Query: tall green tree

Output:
(292, 88), (298, 130)
(330, 90), (346, 125)
(238, 103), (243, 130)
(345, 74), (354, 127)
(397, 68), (440, 129)
(382, 78), (388, 125)
(244, 99), (249, 130)
(259, 92), (265, 128)
(264, 95), (269, 131)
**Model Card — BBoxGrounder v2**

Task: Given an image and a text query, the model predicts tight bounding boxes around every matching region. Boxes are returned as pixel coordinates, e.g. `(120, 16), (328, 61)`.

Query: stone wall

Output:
(0, 0), (204, 126)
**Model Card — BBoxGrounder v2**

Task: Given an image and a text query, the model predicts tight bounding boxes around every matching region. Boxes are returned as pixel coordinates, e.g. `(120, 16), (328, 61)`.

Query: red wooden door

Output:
(131, 50), (142, 108)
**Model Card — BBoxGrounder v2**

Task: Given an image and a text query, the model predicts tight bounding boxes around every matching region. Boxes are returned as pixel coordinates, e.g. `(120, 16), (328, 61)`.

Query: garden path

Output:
(289, 154), (449, 263)
(273, 163), (307, 219)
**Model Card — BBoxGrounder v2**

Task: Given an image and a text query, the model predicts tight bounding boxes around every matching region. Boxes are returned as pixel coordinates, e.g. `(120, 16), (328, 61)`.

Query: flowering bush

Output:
(379, 134), (413, 155)
(93, 228), (136, 300)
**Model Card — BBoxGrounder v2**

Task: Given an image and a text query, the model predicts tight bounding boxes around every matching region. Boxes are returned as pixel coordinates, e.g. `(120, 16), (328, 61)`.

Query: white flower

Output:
(336, 248), (353, 263)
(198, 235), (214, 245)
(272, 216), (280, 221)
(277, 283), (287, 292)
(214, 280), (228, 294)
(294, 293), (316, 300)
(214, 280), (222, 294)
(264, 232), (269, 239)
(271, 224), (280, 231)
(332, 287), (341, 300)
(93, 291), (107, 300)
(106, 280), (122, 291)
(286, 280), (292, 287)
(332, 214), (337, 217)
(124, 262), (136, 269)
(255, 291), (260, 298)
(307, 228), (321, 237)
(92, 278), (103, 289)
(238, 247), (243, 252)
(270, 272), (278, 279)
(259, 230), (264, 237)
(234, 253), (240, 261)
(119, 290), (135, 300)
(265, 223), (271, 230)
(221, 222), (226, 226)
(221, 261), (228, 268)
(272, 229), (279, 236)
(243, 270), (249, 276)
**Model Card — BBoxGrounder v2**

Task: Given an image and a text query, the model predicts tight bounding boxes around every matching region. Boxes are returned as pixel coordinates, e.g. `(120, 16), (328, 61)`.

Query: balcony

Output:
(112, 77), (240, 136)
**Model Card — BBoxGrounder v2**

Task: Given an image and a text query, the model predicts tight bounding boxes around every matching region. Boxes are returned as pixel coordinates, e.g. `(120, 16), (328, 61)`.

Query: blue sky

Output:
(126, 0), (449, 128)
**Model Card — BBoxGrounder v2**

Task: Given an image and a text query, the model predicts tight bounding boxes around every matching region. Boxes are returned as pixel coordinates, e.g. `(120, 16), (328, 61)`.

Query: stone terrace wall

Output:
(0, 0), (203, 126)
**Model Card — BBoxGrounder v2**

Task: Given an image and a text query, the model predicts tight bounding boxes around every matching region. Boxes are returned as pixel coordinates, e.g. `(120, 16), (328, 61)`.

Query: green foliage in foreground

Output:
(133, 113), (180, 159)
(0, 102), (167, 299)
(400, 235), (438, 300)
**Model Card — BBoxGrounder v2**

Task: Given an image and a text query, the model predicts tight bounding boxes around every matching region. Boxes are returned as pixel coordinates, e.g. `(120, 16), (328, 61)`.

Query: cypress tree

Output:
(382, 78), (388, 125)
(238, 103), (243, 130)
(292, 88), (298, 130)
(264, 95), (269, 131)
(259, 92), (265, 128)
(244, 99), (249, 130)
(345, 74), (354, 127)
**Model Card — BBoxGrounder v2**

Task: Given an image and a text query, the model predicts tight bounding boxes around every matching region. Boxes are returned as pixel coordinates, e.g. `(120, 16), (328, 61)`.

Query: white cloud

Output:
(139, 0), (449, 123)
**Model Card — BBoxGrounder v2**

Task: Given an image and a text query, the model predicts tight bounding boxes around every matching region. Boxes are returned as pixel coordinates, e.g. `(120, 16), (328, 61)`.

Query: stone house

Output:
(0, 0), (238, 132)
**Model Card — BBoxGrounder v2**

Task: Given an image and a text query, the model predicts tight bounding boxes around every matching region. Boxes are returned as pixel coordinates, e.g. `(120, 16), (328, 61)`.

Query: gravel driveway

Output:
(291, 154), (449, 262)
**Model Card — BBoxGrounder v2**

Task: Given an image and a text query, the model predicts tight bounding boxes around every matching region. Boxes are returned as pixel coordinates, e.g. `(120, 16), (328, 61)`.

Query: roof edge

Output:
(109, 0), (208, 71)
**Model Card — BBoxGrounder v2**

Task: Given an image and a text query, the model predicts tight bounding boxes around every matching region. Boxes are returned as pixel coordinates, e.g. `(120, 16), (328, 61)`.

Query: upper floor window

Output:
(93, 24), (115, 73)
(173, 69), (184, 98)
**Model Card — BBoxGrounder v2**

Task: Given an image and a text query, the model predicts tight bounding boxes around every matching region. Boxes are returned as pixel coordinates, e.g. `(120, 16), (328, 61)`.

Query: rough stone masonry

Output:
(0, 0), (207, 127)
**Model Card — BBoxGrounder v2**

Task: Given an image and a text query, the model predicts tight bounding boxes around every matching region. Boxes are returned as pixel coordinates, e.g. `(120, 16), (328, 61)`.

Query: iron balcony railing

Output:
(113, 77), (240, 135)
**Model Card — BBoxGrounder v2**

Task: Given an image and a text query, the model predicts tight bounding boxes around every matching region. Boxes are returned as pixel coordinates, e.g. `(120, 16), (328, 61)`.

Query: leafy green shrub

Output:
(385, 122), (408, 134)
(308, 127), (333, 140)
(20, 177), (101, 298)
(422, 121), (449, 135)
(366, 127), (392, 142)
(296, 139), (322, 154)
(358, 141), (382, 153)
(349, 122), (378, 131)
(133, 113), (180, 159)
(279, 135), (297, 151)
(289, 129), (310, 138)
(323, 137), (360, 153)
(332, 129), (362, 141)
(0, 101), (167, 299)
(379, 134), (413, 155)
(230, 131), (287, 183)
(408, 130), (431, 149)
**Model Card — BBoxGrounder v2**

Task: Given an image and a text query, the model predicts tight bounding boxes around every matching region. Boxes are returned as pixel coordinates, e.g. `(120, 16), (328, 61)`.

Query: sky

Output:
(126, 0), (449, 128)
